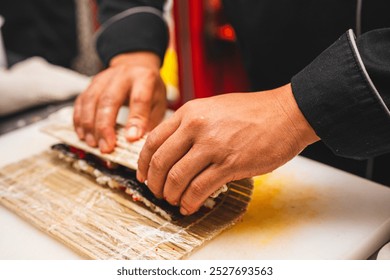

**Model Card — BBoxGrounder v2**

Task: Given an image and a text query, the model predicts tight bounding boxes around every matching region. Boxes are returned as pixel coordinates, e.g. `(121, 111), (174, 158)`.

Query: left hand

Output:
(137, 84), (319, 215)
(73, 52), (166, 153)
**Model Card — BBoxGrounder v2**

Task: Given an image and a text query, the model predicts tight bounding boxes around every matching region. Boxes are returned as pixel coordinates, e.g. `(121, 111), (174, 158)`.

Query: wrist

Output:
(109, 51), (162, 70)
(275, 83), (320, 147)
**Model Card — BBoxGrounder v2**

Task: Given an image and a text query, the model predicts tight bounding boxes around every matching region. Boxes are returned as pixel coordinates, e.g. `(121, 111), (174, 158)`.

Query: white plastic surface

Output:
(0, 115), (389, 260)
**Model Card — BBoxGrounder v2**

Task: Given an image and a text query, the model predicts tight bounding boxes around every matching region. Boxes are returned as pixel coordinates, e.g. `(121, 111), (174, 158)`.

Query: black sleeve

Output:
(291, 28), (390, 159)
(95, 0), (168, 66)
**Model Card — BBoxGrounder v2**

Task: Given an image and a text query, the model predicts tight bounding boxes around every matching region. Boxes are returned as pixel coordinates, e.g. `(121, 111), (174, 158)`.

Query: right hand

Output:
(137, 84), (320, 215)
(73, 51), (167, 153)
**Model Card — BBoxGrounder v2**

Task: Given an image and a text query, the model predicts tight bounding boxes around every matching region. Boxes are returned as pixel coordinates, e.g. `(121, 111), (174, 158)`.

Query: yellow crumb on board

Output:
(228, 174), (321, 245)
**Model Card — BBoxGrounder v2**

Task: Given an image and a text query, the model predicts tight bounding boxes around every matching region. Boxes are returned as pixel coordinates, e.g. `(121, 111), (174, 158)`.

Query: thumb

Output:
(126, 78), (154, 141)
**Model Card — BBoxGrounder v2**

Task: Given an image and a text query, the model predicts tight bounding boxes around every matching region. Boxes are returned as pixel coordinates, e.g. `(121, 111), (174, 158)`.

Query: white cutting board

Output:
(0, 112), (389, 259)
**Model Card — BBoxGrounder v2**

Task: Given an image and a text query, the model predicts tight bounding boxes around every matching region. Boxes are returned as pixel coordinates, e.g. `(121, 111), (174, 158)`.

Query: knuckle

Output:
(99, 94), (119, 107)
(82, 87), (98, 100)
(181, 103), (207, 129)
(166, 168), (184, 187)
(187, 116), (204, 128)
(80, 119), (95, 131)
(222, 154), (236, 169)
(188, 181), (207, 200)
(218, 159), (241, 181)
(144, 132), (159, 150)
(150, 153), (166, 172)
(217, 162), (237, 180)
(131, 91), (152, 105)
(94, 122), (109, 135)
(94, 121), (105, 130)
(141, 68), (159, 80)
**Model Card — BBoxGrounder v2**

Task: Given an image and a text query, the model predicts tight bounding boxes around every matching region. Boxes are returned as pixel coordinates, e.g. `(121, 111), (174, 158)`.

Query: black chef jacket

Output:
(0, 0), (78, 68)
(94, 0), (390, 183)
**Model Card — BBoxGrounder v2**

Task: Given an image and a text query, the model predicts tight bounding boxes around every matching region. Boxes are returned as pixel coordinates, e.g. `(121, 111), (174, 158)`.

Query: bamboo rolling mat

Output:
(0, 151), (253, 259)
(41, 115), (146, 170)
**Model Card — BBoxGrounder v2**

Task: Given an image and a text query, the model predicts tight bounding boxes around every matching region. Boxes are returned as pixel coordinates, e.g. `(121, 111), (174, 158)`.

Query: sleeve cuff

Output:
(291, 29), (390, 159)
(95, 7), (169, 66)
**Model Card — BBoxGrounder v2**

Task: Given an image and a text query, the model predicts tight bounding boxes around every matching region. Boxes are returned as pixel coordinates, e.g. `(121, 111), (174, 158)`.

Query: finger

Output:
(136, 116), (181, 183)
(79, 90), (99, 147)
(179, 165), (227, 215)
(145, 126), (193, 199)
(146, 79), (167, 131)
(126, 75), (156, 141)
(162, 147), (212, 206)
(94, 78), (129, 153)
(77, 73), (111, 147)
(73, 95), (85, 139)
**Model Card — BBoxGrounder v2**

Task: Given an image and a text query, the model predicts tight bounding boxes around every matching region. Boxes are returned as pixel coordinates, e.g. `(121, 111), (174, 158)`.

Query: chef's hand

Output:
(137, 84), (320, 215)
(73, 51), (167, 153)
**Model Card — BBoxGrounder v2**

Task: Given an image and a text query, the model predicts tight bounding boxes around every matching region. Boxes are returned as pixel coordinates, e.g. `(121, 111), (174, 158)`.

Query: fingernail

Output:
(76, 127), (84, 139)
(99, 139), (108, 152)
(85, 133), (96, 146)
(180, 208), (189, 216)
(127, 126), (139, 140)
(144, 180), (148, 186)
(136, 170), (145, 182)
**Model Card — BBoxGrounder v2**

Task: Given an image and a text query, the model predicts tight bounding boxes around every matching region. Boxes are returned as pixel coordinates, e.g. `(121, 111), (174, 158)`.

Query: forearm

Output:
(291, 28), (390, 159)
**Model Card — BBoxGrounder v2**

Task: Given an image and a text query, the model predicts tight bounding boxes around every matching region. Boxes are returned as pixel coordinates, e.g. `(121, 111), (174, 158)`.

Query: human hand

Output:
(73, 51), (167, 153)
(137, 84), (319, 215)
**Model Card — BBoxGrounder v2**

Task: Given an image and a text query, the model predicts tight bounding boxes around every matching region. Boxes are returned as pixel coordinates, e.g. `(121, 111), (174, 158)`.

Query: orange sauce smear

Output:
(229, 174), (321, 245)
